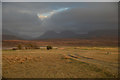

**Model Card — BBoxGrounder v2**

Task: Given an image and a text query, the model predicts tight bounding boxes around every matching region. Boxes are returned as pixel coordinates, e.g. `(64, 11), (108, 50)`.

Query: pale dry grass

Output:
(2, 46), (118, 78)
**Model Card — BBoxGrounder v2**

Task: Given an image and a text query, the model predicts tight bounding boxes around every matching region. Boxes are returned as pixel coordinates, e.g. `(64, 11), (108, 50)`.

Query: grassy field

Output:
(2, 46), (119, 78)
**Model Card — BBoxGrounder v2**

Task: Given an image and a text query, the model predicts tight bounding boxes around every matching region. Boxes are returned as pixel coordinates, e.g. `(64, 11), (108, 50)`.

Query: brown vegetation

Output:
(3, 55), (41, 64)
(2, 47), (118, 78)
(2, 38), (118, 48)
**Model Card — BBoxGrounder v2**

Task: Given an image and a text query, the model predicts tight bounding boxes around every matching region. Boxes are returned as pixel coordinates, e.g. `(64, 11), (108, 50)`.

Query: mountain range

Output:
(2, 29), (118, 40)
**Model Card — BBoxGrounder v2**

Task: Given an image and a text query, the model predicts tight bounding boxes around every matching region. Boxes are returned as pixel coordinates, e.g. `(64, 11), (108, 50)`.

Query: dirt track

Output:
(65, 53), (118, 74)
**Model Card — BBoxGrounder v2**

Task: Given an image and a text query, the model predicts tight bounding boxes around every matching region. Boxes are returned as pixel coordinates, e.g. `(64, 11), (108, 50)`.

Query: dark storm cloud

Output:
(3, 2), (118, 37)
(44, 3), (118, 32)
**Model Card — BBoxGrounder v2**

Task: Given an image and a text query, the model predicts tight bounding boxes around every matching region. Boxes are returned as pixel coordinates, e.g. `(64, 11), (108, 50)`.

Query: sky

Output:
(2, 2), (118, 38)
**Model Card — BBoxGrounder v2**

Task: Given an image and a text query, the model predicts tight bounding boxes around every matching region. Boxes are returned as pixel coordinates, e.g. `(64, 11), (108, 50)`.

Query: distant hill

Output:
(36, 29), (117, 40)
(36, 30), (88, 39)
(2, 29), (118, 40)
(38, 31), (60, 39)
(2, 29), (31, 40)
(87, 29), (118, 40)
(88, 29), (118, 37)
(2, 29), (118, 47)
(2, 34), (22, 40)
(2, 29), (22, 40)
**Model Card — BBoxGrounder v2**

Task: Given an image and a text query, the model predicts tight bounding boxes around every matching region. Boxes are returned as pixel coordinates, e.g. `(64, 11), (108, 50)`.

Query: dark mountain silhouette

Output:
(38, 30), (60, 39)
(2, 34), (22, 40)
(87, 29), (118, 38)
(2, 29), (31, 40)
(2, 29), (22, 40)
(2, 29), (118, 40)
(36, 30), (88, 39)
(60, 30), (79, 38)
(36, 29), (117, 40)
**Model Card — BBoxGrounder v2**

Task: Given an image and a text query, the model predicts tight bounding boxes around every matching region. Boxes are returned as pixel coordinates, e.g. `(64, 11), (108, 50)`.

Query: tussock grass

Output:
(2, 46), (118, 78)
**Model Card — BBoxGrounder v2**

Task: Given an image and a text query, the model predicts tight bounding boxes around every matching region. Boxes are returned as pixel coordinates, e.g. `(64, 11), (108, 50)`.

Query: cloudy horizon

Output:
(3, 2), (118, 38)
